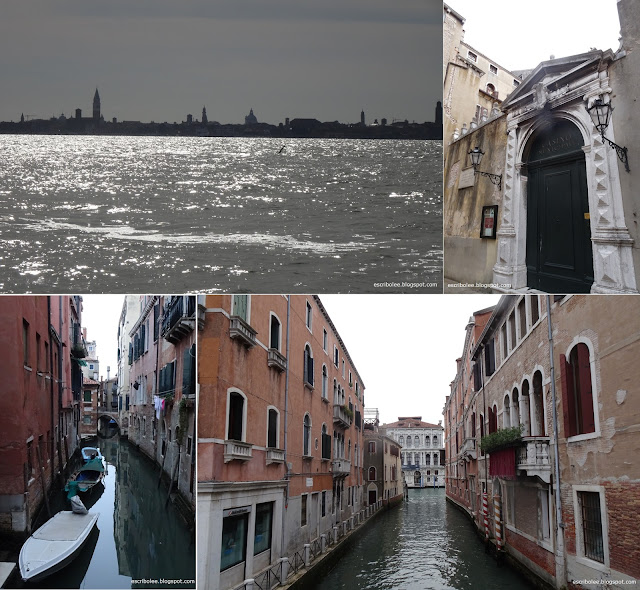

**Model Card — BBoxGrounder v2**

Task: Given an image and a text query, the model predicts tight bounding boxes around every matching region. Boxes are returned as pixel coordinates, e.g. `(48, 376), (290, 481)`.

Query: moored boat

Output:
(66, 457), (105, 493)
(80, 447), (103, 464)
(19, 511), (99, 582)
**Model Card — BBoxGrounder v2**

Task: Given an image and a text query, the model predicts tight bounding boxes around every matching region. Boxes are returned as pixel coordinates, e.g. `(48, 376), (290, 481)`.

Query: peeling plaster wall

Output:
(443, 115), (507, 284)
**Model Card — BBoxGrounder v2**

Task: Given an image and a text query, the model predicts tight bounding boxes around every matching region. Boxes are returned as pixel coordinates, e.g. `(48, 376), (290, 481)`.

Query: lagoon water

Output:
(0, 135), (441, 293)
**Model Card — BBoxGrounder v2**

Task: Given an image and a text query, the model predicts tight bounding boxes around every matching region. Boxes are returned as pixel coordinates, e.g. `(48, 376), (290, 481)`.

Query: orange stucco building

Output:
(197, 295), (365, 590)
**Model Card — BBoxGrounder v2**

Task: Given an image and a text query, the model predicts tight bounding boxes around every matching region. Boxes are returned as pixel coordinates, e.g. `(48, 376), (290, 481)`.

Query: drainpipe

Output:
(281, 295), (291, 558)
(546, 296), (565, 589)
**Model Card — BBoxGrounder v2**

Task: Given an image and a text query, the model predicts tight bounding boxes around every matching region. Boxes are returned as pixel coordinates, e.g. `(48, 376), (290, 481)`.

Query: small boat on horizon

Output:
(19, 510), (99, 582)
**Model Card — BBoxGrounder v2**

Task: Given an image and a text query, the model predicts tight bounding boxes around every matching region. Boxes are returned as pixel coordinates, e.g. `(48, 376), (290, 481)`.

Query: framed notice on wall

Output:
(481, 205), (498, 239)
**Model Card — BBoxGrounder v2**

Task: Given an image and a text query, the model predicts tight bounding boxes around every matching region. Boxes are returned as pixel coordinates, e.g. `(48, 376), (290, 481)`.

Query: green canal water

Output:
(24, 438), (195, 589)
(308, 488), (535, 590)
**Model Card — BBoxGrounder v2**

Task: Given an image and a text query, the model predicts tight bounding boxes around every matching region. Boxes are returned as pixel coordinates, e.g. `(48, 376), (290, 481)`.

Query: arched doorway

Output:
(525, 119), (593, 292)
(414, 471), (422, 487)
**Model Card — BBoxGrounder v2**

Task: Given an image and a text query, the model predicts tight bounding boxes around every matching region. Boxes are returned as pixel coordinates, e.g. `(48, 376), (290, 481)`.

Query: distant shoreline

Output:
(0, 120), (442, 141)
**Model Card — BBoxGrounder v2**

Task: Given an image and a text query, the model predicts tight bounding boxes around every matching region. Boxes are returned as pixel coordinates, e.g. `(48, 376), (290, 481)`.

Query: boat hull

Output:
(19, 511), (99, 582)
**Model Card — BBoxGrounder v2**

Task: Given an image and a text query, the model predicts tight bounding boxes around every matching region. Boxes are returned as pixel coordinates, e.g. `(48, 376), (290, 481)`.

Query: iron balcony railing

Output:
(161, 296), (196, 343)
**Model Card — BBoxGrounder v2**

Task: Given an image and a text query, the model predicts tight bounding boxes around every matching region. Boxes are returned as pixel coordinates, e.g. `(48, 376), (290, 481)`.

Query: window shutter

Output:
(182, 346), (193, 397)
(233, 295), (248, 321)
(309, 356), (314, 385)
(303, 350), (308, 383)
(153, 303), (159, 341)
(576, 345), (595, 434)
(268, 410), (277, 448)
(560, 354), (577, 437)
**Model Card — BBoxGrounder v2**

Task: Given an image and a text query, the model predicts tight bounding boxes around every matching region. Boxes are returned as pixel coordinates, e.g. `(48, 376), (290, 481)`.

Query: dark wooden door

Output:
(527, 156), (593, 293)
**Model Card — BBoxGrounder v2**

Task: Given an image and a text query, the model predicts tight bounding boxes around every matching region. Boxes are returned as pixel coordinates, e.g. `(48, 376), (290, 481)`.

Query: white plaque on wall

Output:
(458, 167), (476, 189)
(306, 478), (313, 487)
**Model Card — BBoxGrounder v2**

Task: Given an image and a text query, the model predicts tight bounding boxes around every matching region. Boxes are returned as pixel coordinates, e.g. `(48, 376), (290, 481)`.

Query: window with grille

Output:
(578, 491), (604, 563)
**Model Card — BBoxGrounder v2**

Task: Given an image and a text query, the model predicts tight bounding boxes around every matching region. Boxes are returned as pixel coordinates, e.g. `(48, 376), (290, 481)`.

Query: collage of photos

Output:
(0, 2), (638, 590)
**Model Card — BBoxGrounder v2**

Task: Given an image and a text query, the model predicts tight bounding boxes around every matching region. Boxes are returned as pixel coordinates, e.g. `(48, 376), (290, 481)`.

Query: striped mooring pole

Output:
(482, 492), (489, 542)
(494, 496), (503, 551)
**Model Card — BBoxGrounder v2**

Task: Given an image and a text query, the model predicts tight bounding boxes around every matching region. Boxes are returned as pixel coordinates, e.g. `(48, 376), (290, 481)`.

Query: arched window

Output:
(512, 387), (521, 427)
(369, 466), (376, 481)
(414, 435), (419, 447)
(521, 380), (531, 436)
(399, 435), (404, 446)
(269, 313), (281, 351)
(322, 365), (328, 399)
(486, 83), (496, 96)
(227, 390), (245, 441)
(433, 435), (438, 446)
(303, 345), (314, 386)
(426, 454), (431, 466)
(503, 394), (511, 428)
(333, 379), (338, 403)
(561, 343), (595, 437)
(406, 437), (412, 448)
(433, 453), (438, 466)
(303, 414), (312, 456)
(532, 371), (545, 436)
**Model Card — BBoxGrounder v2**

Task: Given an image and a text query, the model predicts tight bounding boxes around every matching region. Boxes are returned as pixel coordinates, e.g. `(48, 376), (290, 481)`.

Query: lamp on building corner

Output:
(587, 98), (630, 172)
(468, 147), (502, 190)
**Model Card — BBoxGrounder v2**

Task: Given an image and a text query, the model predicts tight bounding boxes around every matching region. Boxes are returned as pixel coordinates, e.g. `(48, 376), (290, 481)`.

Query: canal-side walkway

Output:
(232, 497), (398, 590)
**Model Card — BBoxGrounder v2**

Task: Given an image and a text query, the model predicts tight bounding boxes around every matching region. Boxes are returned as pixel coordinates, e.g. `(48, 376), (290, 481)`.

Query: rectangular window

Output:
(489, 64), (498, 74)
(306, 301), (312, 331)
(221, 512), (248, 571)
(301, 495), (307, 526)
(349, 370), (352, 387)
(323, 329), (328, 352)
(254, 502), (273, 556)
(334, 346), (339, 367)
(83, 415), (91, 424)
(368, 441), (376, 454)
(232, 295), (248, 321)
(501, 324), (508, 361)
(484, 339), (496, 376)
(468, 51), (477, 62)
(508, 312), (516, 350)
(342, 359), (345, 379)
(321, 491), (326, 517)
(36, 333), (41, 371)
(513, 79), (520, 87)
(23, 319), (30, 366)
(531, 296), (540, 325)
(84, 390), (91, 402)
(44, 341), (49, 374)
(578, 491), (604, 563)
(518, 299), (527, 340)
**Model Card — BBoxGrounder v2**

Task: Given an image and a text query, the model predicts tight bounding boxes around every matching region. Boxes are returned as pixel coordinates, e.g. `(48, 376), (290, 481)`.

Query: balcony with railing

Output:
(161, 296), (196, 344)
(333, 404), (350, 429)
(266, 448), (285, 465)
(516, 437), (551, 483)
(267, 348), (287, 372)
(229, 316), (257, 348)
(403, 464), (420, 471)
(462, 436), (477, 461)
(331, 458), (351, 476)
(223, 440), (253, 463)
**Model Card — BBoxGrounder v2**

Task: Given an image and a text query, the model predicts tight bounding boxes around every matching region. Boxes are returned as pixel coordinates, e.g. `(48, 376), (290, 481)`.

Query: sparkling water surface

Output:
(0, 135), (441, 293)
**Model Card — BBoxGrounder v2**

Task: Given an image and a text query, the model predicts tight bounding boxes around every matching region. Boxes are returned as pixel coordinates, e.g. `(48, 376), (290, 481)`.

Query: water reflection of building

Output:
(123, 296), (196, 511)
(382, 417), (445, 488)
(0, 296), (84, 536)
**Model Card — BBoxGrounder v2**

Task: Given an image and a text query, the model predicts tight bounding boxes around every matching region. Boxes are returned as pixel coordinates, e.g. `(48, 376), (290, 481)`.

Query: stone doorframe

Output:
(492, 76), (637, 293)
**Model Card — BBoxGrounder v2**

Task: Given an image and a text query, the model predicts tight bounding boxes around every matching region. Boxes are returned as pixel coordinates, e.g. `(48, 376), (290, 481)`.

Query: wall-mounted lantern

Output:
(468, 147), (502, 190)
(587, 98), (630, 172)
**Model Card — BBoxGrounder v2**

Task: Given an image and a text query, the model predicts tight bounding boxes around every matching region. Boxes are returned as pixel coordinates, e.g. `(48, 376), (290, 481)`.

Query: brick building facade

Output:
(445, 295), (640, 588)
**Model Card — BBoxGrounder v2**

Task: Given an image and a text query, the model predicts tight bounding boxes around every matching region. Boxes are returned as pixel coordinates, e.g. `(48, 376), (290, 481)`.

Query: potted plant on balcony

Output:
(342, 404), (354, 422)
(71, 343), (86, 358)
(479, 425), (523, 454)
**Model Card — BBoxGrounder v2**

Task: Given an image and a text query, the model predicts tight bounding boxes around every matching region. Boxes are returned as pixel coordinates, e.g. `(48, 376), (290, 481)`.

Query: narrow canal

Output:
(25, 438), (195, 589)
(308, 488), (534, 590)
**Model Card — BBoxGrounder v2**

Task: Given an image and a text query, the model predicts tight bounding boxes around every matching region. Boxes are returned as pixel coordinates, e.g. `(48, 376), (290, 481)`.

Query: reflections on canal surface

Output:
(25, 438), (195, 589)
(309, 488), (534, 590)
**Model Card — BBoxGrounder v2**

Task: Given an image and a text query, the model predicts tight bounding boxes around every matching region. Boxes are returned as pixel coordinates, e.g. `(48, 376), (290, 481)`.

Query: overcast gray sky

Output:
(448, 0), (621, 73)
(321, 294), (500, 426)
(80, 294), (502, 423)
(82, 295), (124, 380)
(0, 0), (441, 125)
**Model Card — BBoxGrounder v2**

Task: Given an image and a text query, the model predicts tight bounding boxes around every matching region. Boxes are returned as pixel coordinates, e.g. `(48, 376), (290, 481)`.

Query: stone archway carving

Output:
(493, 52), (637, 293)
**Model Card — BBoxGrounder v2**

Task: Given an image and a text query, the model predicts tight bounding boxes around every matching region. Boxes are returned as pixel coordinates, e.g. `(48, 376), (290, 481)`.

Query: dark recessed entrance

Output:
(525, 119), (593, 293)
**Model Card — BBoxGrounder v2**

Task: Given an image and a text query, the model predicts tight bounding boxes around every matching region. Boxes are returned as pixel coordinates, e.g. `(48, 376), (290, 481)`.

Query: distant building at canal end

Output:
(381, 417), (445, 488)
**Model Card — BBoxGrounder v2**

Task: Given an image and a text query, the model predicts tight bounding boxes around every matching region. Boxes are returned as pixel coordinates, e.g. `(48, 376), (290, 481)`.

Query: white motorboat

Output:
(19, 511), (99, 582)
(80, 447), (103, 463)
